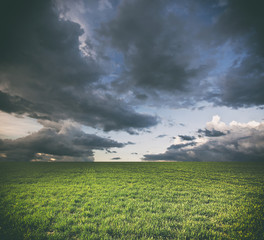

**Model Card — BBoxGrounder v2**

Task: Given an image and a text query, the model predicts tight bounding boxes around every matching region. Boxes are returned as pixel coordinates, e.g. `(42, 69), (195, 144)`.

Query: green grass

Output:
(0, 162), (263, 240)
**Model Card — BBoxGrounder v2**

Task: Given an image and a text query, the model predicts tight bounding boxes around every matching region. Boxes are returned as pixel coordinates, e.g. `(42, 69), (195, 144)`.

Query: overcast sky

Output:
(0, 0), (263, 162)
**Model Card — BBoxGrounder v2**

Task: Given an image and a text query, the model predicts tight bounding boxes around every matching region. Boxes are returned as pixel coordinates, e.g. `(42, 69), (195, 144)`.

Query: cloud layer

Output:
(99, 0), (264, 108)
(144, 116), (264, 162)
(0, 120), (126, 162)
(1, 0), (263, 122)
(0, 0), (157, 133)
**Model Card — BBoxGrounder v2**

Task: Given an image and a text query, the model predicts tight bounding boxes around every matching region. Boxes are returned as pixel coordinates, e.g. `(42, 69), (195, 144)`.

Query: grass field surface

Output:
(0, 162), (263, 239)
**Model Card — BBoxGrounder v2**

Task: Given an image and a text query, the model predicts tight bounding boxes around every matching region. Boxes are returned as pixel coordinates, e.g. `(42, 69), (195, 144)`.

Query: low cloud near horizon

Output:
(0, 120), (126, 162)
(144, 116), (264, 162)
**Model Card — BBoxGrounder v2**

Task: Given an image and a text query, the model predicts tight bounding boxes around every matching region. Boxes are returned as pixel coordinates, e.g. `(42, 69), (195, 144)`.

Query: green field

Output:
(0, 162), (263, 240)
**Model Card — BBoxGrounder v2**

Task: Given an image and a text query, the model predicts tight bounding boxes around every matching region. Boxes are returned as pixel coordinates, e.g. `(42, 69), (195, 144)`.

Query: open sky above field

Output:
(0, 0), (264, 162)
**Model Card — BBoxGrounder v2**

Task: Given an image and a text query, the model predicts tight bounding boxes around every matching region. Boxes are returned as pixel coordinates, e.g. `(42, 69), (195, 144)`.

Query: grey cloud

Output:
(98, 0), (264, 108)
(198, 129), (226, 137)
(144, 150), (187, 162)
(213, 0), (264, 54)
(144, 119), (264, 162)
(167, 142), (196, 150)
(134, 93), (148, 101)
(218, 56), (264, 108)
(0, 121), (125, 162)
(0, 91), (35, 114)
(99, 0), (212, 95)
(206, 0), (264, 107)
(144, 135), (264, 162)
(178, 135), (196, 141)
(144, 142), (196, 161)
(72, 135), (124, 149)
(0, 0), (157, 132)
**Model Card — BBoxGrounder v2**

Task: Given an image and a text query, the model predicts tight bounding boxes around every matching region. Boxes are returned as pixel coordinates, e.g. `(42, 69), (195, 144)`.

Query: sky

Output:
(0, 0), (263, 162)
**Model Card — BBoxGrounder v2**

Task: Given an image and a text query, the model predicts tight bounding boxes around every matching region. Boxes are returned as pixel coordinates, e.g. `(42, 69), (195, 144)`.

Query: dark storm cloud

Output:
(1, 0), (263, 135)
(212, 0), (264, 54)
(218, 56), (264, 107)
(98, 0), (264, 108)
(99, 0), (211, 93)
(0, 0), (157, 132)
(0, 121), (125, 162)
(0, 91), (35, 114)
(204, 0), (264, 107)
(144, 118), (264, 162)
(178, 135), (196, 141)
